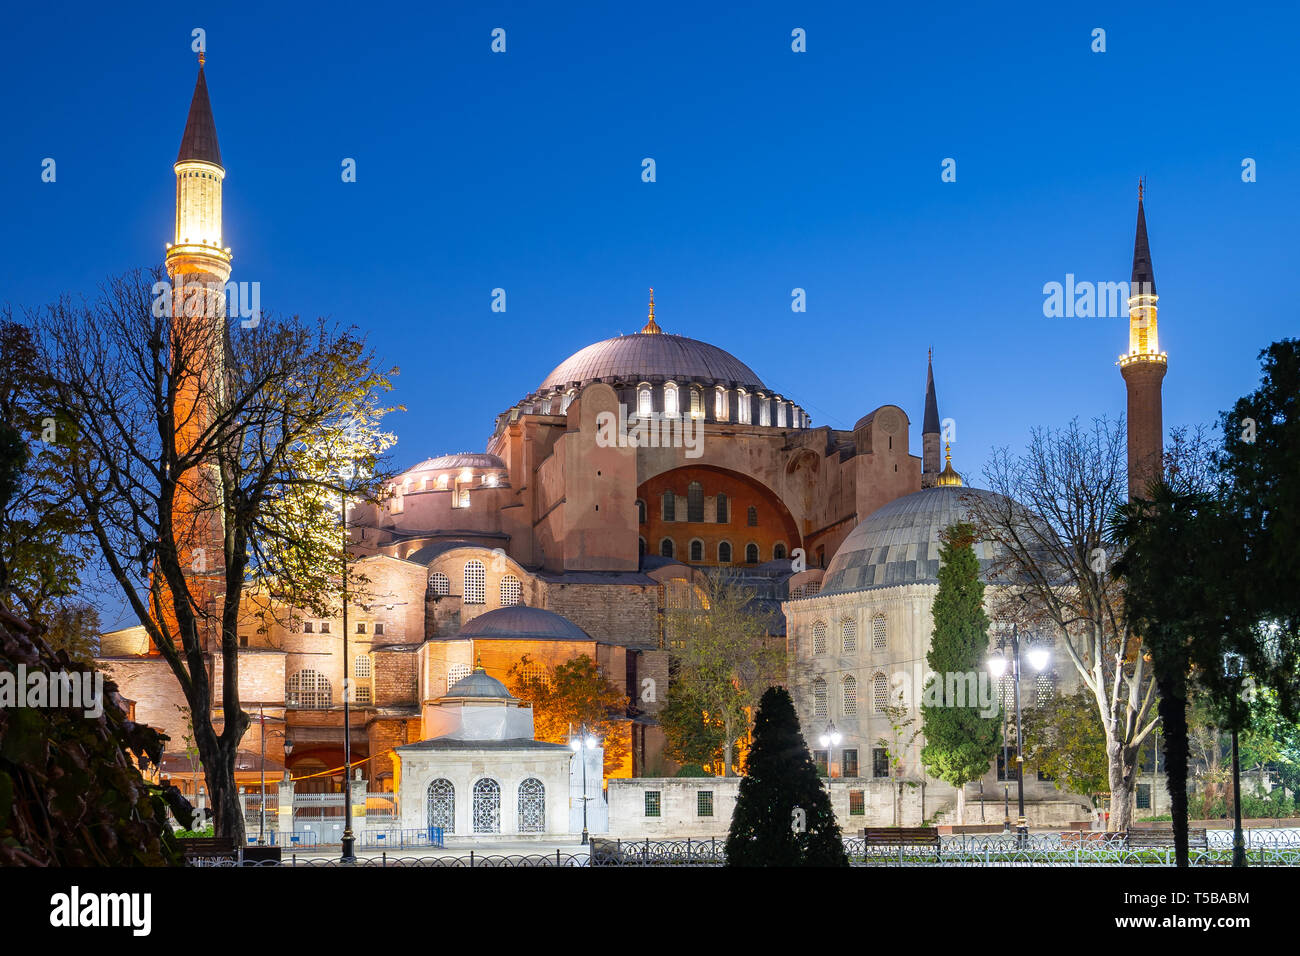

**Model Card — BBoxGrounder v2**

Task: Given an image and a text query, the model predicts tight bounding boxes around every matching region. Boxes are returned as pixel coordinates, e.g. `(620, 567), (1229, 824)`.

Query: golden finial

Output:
(937, 441), (963, 487)
(198, 50), (206, 68)
(1138, 177), (1144, 202)
(640, 287), (663, 334)
(474, 653), (483, 670)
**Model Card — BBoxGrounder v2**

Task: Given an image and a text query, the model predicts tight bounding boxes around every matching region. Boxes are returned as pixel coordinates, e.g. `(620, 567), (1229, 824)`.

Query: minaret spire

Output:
(1118, 186), (1168, 500)
(921, 350), (942, 487)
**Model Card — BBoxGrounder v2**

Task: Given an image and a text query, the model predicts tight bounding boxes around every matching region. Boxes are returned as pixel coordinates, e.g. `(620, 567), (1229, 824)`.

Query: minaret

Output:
(921, 350), (942, 487)
(1118, 181), (1167, 500)
(159, 53), (231, 646)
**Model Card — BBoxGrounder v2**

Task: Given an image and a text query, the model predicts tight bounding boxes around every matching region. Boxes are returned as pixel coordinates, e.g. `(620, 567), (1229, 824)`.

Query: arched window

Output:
(777, 402), (788, 427)
(664, 383), (679, 418)
(561, 389), (576, 414)
(639, 536), (647, 558)
(427, 779), (455, 832)
(637, 385), (653, 418)
(660, 538), (675, 559)
(843, 675), (858, 716)
(714, 387), (728, 421)
(873, 672), (889, 712)
(636, 499), (646, 524)
(464, 560), (486, 604)
(813, 677), (828, 719)
(687, 481), (704, 522)
(518, 778), (545, 833)
(773, 542), (787, 560)
(812, 621), (827, 655)
(690, 388), (702, 419)
(736, 388), (750, 424)
(662, 490), (675, 521)
(689, 539), (704, 562)
(500, 574), (521, 607)
(745, 543), (759, 564)
(446, 662), (471, 693)
(472, 778), (501, 833)
(716, 493), (728, 523)
(287, 670), (332, 709)
(759, 396), (771, 427)
(718, 541), (732, 563)
(872, 614), (887, 649)
(429, 571), (450, 596)
(747, 506), (758, 527)
(841, 618), (857, 653)
(436, 474), (449, 490)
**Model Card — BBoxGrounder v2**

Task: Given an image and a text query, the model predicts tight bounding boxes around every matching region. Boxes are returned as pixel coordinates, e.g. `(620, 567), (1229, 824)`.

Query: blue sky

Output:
(4, 1), (1296, 499)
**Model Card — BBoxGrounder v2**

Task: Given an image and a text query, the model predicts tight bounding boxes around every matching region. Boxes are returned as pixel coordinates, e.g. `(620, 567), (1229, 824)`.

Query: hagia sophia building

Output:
(98, 57), (1167, 831)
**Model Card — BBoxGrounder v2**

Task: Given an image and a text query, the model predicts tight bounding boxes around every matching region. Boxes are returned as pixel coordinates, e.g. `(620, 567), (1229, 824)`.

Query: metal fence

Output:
(359, 827), (445, 849)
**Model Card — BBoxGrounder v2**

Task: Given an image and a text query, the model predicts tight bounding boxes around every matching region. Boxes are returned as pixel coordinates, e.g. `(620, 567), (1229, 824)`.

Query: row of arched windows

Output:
(631, 381), (804, 427)
(652, 486), (753, 525)
(650, 538), (785, 564)
(808, 615), (887, 655)
(426, 777), (547, 833)
(428, 564), (522, 607)
(812, 673), (886, 718)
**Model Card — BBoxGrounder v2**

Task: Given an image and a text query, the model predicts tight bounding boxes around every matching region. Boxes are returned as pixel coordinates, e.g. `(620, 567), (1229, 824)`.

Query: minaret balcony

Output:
(1117, 351), (1168, 368)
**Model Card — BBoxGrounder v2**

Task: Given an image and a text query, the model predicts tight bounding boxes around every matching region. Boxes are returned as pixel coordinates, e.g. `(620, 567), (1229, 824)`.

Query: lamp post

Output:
(338, 458), (362, 864)
(569, 724), (600, 845)
(252, 703), (292, 845)
(1223, 652), (1247, 868)
(818, 722), (842, 779)
(988, 623), (1050, 845)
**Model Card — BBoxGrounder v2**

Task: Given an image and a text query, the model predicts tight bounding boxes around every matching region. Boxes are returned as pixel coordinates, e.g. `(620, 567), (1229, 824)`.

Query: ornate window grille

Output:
(521, 661), (551, 690)
(473, 778), (501, 833)
(427, 779), (455, 832)
(697, 790), (714, 817)
(500, 574), (521, 607)
(464, 560), (486, 605)
(813, 677), (828, 718)
(354, 655), (371, 678)
(873, 672), (889, 712)
(286, 670), (331, 709)
(1035, 671), (1057, 706)
(843, 675), (857, 716)
(446, 662), (471, 693)
(849, 790), (865, 815)
(812, 621), (827, 655)
(841, 618), (857, 653)
(843, 748), (859, 778)
(429, 572), (450, 596)
(872, 614), (887, 649)
(644, 791), (661, 817)
(517, 778), (545, 833)
(355, 684), (372, 705)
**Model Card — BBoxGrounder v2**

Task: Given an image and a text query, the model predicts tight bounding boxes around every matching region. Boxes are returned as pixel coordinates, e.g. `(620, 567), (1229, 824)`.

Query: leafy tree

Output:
(975, 417), (1159, 831)
(507, 653), (629, 777)
(920, 522), (1003, 823)
(663, 572), (784, 776)
(39, 600), (101, 664)
(33, 268), (398, 843)
(1021, 689), (1109, 801)
(659, 676), (728, 773)
(725, 686), (848, 866)
(878, 691), (923, 826)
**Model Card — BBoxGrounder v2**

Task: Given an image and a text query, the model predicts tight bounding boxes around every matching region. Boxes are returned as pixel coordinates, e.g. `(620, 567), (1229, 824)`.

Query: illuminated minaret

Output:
(160, 52), (231, 644)
(920, 350), (941, 488)
(1118, 180), (1167, 500)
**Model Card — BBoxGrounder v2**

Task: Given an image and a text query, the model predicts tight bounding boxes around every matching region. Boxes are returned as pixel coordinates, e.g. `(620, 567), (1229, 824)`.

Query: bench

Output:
(179, 836), (238, 864)
(860, 827), (942, 860)
(1124, 828), (1208, 850)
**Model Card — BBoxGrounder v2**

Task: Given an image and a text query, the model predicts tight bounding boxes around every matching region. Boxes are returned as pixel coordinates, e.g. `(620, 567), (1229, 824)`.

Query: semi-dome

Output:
(406, 452), (506, 473)
(819, 486), (1015, 595)
(442, 665), (514, 700)
(538, 331), (767, 393)
(456, 605), (593, 642)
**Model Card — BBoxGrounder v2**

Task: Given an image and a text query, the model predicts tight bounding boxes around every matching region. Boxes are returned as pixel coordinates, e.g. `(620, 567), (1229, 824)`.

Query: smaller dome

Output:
(442, 665), (514, 700)
(406, 452), (506, 474)
(457, 605), (593, 642)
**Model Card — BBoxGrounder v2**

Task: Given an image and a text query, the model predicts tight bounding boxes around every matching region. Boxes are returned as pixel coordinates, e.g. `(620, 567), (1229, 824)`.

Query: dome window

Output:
(737, 388), (750, 424)
(759, 395), (771, 427)
(664, 382), (679, 417)
(690, 388), (703, 419)
(714, 386), (728, 421)
(637, 384), (653, 418)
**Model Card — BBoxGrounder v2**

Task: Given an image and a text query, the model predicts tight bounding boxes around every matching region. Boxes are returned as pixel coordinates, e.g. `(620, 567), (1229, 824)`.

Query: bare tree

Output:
(33, 267), (397, 842)
(971, 417), (1158, 831)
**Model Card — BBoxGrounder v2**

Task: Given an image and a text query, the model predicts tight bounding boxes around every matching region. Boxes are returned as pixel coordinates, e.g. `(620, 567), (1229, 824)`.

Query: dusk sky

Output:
(5, 2), (1297, 530)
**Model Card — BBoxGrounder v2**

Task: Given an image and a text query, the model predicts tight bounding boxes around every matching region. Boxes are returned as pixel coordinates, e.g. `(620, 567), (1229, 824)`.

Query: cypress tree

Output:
(920, 522), (1003, 823)
(725, 686), (848, 866)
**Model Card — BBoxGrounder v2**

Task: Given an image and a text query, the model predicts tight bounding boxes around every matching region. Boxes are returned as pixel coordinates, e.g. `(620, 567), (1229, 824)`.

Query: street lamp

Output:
(569, 724), (600, 845)
(250, 703), (292, 845)
(818, 722), (842, 778)
(987, 623), (1049, 845)
(337, 456), (366, 864)
(1223, 651), (1248, 868)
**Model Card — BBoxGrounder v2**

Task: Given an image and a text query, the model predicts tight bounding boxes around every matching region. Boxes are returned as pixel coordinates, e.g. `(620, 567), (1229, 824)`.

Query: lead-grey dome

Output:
(538, 332), (767, 392)
(456, 605), (593, 642)
(406, 452), (506, 473)
(820, 486), (1014, 595)
(442, 666), (514, 700)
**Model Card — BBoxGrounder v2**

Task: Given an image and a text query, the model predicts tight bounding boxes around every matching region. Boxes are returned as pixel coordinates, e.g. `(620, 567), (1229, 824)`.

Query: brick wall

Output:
(540, 582), (660, 648)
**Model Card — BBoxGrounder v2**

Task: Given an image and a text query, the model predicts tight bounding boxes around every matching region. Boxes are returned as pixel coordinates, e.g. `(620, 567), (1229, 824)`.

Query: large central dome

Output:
(538, 331), (766, 393)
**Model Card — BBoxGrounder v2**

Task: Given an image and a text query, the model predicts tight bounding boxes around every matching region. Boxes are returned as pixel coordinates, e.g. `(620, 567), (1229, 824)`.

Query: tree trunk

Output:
(1157, 673), (1191, 867)
(956, 785), (966, 825)
(1106, 735), (1138, 833)
(204, 744), (246, 845)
